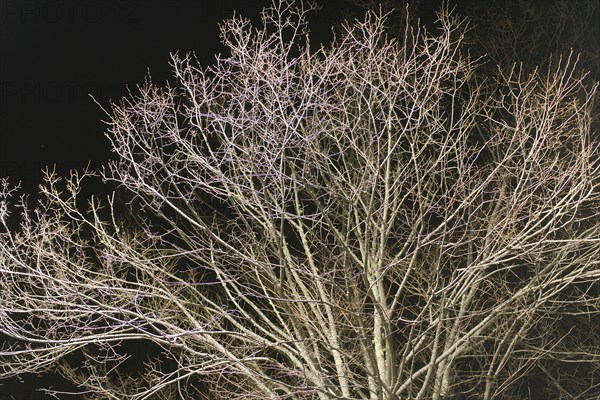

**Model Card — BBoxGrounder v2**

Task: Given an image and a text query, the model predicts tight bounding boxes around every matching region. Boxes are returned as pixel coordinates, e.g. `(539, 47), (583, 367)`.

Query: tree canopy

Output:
(1, 1), (599, 399)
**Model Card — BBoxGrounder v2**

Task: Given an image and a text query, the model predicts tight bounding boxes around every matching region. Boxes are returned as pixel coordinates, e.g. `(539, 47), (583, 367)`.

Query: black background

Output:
(2, 0), (422, 194)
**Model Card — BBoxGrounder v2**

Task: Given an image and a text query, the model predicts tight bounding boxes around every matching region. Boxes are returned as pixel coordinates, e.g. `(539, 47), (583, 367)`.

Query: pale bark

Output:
(1, 1), (599, 398)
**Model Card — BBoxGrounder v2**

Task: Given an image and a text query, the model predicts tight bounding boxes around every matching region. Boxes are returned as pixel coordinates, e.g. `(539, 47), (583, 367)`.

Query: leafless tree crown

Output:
(1, 1), (599, 398)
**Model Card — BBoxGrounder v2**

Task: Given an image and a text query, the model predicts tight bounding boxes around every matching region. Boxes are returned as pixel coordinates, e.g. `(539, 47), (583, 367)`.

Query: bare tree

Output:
(469, 0), (599, 76)
(1, 1), (599, 399)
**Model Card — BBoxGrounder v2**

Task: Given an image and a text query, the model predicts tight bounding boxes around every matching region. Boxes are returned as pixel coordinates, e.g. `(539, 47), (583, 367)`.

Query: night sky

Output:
(1, 0), (407, 193)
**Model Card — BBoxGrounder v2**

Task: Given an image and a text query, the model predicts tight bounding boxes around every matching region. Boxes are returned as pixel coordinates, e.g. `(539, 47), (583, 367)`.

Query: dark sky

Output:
(2, 0), (406, 193)
(1, 1), (273, 192)
(0, 0), (596, 192)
